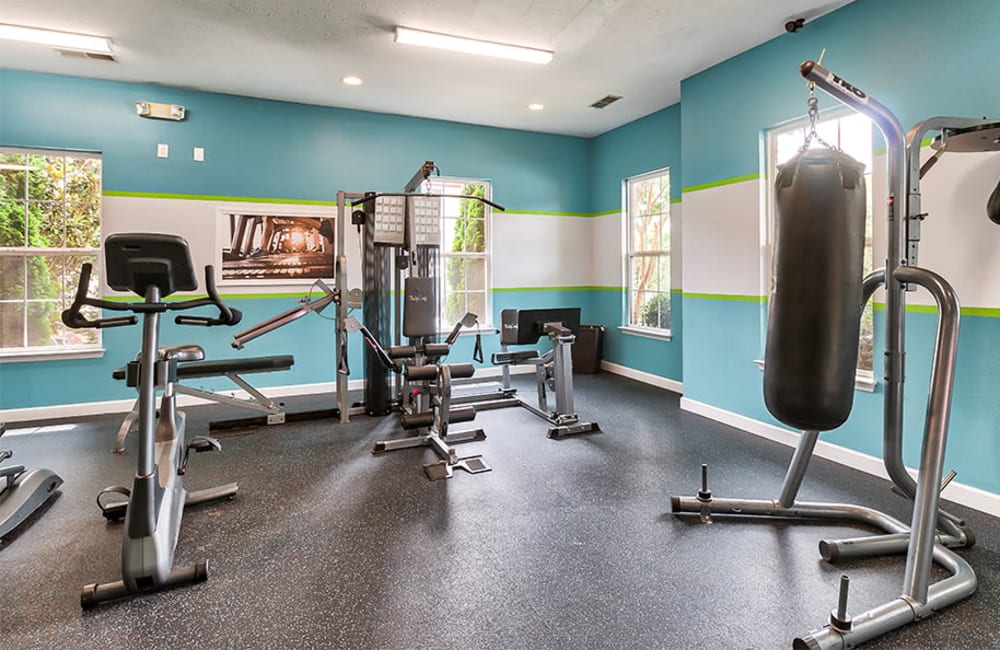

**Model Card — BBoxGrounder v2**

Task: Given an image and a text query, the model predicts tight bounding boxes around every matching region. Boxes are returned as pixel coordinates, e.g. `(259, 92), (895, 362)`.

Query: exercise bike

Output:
(63, 233), (242, 607)
(0, 422), (63, 540)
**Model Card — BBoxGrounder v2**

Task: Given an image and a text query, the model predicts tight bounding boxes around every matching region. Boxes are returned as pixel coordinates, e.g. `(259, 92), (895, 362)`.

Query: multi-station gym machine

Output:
(673, 61), (1000, 647)
(232, 163), (506, 477)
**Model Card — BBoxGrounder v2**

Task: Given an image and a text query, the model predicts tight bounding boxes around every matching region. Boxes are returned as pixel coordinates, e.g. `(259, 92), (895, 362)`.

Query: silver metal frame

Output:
(372, 361), (490, 481)
(672, 60), (994, 648)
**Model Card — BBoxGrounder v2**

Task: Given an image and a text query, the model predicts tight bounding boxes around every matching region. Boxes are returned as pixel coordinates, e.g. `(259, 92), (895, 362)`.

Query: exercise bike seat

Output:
(159, 344), (205, 363)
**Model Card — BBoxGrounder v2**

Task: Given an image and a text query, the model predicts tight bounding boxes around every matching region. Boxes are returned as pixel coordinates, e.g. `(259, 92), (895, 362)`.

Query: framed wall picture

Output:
(216, 206), (335, 285)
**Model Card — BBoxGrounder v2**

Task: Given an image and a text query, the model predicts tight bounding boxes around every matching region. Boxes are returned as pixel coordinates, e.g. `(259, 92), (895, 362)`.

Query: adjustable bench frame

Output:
(113, 355), (294, 452)
(486, 309), (600, 439)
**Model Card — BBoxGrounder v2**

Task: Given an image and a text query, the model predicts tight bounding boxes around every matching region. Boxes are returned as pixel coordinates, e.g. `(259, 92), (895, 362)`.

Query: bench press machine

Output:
(112, 355), (294, 451)
(489, 307), (600, 439)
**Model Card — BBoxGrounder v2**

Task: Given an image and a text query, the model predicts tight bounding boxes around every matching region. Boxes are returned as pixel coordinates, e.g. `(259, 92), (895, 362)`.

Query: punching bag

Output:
(764, 147), (867, 431)
(987, 177), (1000, 225)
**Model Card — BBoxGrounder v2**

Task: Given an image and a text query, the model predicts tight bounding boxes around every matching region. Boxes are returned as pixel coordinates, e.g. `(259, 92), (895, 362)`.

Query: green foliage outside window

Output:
(0, 151), (101, 350)
(639, 292), (671, 329)
(443, 183), (486, 325)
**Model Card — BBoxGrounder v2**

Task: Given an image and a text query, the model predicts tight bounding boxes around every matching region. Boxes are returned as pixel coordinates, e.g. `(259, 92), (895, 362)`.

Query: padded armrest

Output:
(492, 349), (541, 365)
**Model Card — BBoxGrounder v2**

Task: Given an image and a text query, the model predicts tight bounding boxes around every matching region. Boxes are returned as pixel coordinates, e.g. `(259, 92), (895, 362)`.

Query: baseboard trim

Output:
(600, 360), (683, 394)
(679, 397), (1000, 518)
(1, 379), (363, 424)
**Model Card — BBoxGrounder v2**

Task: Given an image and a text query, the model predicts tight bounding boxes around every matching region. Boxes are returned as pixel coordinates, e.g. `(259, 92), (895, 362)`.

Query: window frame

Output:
(622, 166), (672, 340)
(426, 176), (493, 331)
(0, 146), (104, 361)
(763, 110), (876, 389)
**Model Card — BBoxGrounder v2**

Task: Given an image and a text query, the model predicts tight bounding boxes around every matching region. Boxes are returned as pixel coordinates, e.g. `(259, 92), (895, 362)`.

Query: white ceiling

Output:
(1, 0), (853, 138)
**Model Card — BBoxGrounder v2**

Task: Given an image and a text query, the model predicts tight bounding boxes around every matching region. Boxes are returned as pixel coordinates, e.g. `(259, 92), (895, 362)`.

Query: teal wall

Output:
(680, 0), (1000, 190)
(0, 70), (593, 408)
(591, 105), (681, 212)
(0, 71), (592, 212)
(590, 105), (683, 381)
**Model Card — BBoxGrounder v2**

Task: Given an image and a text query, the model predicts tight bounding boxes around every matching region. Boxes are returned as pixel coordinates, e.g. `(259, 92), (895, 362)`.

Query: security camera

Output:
(785, 18), (805, 33)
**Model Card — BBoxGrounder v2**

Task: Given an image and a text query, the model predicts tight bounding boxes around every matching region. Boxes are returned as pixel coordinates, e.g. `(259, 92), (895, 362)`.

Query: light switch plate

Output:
(157, 143), (169, 158)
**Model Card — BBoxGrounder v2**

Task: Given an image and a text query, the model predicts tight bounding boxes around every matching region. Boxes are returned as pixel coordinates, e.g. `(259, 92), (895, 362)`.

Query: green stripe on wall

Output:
(885, 304), (1000, 318)
(103, 190), (339, 206)
(679, 297), (1000, 319)
(682, 292), (766, 303)
(681, 173), (760, 195)
(104, 192), (681, 218)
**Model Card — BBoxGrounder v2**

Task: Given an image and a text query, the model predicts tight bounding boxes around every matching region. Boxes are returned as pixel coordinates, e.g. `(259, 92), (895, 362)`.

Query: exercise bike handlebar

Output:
(62, 263), (242, 330)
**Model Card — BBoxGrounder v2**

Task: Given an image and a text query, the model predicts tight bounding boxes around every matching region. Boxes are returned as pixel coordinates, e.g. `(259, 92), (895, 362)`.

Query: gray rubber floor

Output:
(2, 373), (999, 649)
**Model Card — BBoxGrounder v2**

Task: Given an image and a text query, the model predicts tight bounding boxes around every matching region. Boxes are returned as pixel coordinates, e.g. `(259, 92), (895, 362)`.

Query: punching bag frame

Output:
(672, 60), (1000, 649)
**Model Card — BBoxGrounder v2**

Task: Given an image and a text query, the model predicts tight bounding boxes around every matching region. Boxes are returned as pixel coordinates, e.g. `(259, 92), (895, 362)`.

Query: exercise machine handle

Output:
(170, 267), (242, 327)
(345, 316), (399, 372)
(63, 263), (242, 329)
(61, 263), (138, 329)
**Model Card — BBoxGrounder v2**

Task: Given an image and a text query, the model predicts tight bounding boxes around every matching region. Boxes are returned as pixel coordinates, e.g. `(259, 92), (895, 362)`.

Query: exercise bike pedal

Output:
(188, 436), (224, 453)
(180, 436), (224, 475)
(96, 485), (131, 521)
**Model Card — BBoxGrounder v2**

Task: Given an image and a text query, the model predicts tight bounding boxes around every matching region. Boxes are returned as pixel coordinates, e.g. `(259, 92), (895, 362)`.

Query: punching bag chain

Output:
(798, 91), (839, 155)
(798, 48), (838, 155)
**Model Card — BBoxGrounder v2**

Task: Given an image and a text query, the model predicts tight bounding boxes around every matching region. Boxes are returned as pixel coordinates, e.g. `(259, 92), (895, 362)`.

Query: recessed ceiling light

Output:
(342, 76), (363, 86)
(0, 23), (112, 55)
(395, 26), (553, 65)
(528, 103), (544, 111)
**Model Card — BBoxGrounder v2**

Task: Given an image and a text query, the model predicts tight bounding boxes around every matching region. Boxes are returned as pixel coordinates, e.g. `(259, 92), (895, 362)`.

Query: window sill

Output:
(752, 359), (877, 393)
(619, 325), (672, 342)
(0, 347), (105, 364)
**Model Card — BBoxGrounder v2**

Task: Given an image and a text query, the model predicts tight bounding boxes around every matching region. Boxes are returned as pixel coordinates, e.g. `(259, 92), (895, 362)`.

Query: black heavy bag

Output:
(987, 177), (1000, 225)
(764, 147), (867, 431)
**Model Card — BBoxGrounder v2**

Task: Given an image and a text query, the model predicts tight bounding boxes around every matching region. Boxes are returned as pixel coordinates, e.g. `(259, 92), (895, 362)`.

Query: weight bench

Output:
(112, 354), (294, 452)
(489, 308), (600, 439)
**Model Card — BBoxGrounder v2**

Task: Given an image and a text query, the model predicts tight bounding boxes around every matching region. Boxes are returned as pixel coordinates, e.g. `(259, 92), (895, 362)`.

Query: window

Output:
(625, 168), (671, 333)
(427, 177), (491, 329)
(765, 112), (874, 376)
(0, 148), (102, 357)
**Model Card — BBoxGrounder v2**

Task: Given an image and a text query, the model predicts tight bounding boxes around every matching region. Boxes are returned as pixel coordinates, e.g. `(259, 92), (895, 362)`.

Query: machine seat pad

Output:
(492, 350), (540, 365)
(159, 344), (205, 362)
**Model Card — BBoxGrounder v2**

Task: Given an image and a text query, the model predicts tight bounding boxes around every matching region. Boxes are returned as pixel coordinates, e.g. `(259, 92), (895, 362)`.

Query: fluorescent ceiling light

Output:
(528, 103), (544, 111)
(395, 26), (552, 65)
(342, 76), (363, 86)
(0, 23), (112, 55)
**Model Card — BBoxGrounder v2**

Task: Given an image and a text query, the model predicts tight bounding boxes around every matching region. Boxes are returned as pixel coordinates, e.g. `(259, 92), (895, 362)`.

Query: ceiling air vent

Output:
(589, 94), (622, 109)
(55, 49), (116, 62)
